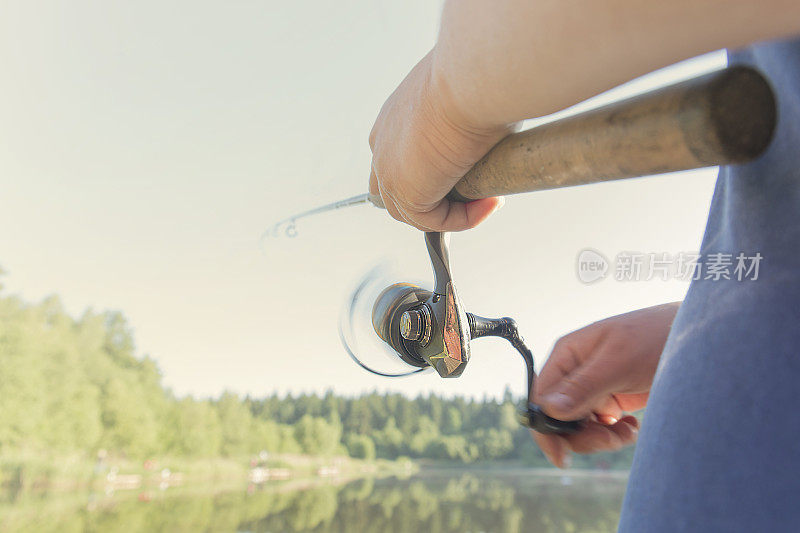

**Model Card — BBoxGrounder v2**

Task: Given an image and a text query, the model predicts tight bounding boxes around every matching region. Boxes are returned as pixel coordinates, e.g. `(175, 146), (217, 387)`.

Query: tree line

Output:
(0, 286), (634, 468)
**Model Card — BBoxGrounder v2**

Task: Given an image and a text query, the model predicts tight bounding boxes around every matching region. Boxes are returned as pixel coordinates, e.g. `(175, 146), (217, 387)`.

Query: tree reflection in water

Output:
(1, 472), (626, 532)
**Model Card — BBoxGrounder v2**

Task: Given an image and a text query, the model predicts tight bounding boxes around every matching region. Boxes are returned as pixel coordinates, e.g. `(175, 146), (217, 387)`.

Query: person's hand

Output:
(531, 302), (681, 468)
(368, 51), (514, 232)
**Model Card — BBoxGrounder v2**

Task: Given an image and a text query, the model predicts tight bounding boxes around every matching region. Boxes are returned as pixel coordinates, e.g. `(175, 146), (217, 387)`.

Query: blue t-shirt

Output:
(618, 37), (800, 532)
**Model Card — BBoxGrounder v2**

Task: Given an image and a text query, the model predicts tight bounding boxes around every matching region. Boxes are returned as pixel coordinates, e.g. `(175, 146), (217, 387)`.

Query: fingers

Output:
(370, 161), (504, 231)
(532, 416), (640, 468)
(532, 431), (571, 469)
(537, 363), (621, 421)
(594, 396), (624, 422)
(366, 50), (514, 233)
(400, 196), (503, 232)
(533, 334), (626, 421)
(563, 415), (639, 454)
(380, 188), (414, 227)
(369, 167), (379, 197)
(532, 337), (584, 400)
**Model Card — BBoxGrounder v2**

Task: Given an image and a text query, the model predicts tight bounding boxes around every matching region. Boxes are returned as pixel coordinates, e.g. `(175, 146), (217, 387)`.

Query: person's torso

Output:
(618, 36), (800, 533)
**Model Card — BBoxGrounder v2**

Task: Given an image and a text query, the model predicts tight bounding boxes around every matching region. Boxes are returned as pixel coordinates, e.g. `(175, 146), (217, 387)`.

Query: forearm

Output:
(433, 0), (800, 129)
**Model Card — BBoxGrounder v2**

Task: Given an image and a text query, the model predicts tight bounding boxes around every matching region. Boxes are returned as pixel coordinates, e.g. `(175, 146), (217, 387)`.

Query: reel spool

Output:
(339, 264), (433, 378)
(340, 232), (582, 435)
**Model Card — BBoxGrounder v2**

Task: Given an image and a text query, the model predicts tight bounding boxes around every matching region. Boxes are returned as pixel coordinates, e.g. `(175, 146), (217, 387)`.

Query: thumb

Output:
(536, 357), (622, 421)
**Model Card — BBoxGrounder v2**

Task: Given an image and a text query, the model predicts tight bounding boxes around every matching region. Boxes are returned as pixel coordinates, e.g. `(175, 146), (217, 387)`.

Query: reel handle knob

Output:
(520, 402), (582, 435)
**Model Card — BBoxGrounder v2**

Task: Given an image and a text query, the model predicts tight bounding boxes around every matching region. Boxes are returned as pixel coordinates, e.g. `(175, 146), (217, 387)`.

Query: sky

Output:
(0, 1), (726, 400)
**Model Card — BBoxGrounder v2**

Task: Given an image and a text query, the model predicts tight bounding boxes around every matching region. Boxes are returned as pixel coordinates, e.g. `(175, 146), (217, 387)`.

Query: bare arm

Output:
(436, 0), (800, 128)
(369, 1), (800, 231)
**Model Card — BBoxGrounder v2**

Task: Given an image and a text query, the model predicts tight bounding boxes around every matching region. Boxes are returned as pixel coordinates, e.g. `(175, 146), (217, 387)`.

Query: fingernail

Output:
(495, 197), (506, 211)
(542, 392), (574, 414)
(624, 416), (641, 430)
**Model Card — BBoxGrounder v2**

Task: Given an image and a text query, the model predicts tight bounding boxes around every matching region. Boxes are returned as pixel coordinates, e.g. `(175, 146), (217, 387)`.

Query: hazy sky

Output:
(0, 1), (726, 400)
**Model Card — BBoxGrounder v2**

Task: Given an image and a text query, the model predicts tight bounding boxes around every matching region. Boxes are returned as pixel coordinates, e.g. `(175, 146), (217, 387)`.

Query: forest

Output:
(0, 280), (634, 469)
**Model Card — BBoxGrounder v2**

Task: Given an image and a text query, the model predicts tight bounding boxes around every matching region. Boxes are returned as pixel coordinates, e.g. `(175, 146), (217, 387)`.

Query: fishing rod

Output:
(266, 66), (774, 238)
(268, 65), (776, 434)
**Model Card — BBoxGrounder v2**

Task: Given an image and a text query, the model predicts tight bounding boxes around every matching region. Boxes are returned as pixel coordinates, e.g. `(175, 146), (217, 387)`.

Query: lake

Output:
(0, 469), (628, 532)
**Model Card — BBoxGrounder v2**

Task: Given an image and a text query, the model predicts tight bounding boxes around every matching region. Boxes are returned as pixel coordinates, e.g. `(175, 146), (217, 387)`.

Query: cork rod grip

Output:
(446, 66), (776, 203)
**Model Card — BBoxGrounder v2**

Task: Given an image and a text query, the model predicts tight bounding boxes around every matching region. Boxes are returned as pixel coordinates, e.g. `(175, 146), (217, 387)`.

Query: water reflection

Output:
(0, 471), (626, 532)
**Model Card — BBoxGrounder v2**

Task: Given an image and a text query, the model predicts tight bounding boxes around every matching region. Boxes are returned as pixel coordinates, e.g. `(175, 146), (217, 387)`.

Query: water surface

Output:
(1, 470), (627, 532)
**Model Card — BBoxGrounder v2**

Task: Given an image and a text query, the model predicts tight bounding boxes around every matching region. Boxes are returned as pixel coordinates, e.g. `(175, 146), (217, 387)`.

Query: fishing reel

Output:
(340, 232), (582, 435)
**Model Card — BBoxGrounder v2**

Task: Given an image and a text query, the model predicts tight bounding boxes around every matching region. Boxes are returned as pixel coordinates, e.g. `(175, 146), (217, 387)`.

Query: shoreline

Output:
(1, 452), (629, 498)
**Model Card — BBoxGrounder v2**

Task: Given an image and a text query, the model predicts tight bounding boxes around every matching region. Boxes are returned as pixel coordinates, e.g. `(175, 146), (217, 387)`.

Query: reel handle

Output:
(522, 403), (582, 435)
(468, 314), (583, 435)
(367, 66), (774, 209)
(370, 232), (583, 434)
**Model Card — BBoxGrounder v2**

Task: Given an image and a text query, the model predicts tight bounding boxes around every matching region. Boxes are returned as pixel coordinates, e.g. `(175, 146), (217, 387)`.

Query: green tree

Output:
(216, 392), (254, 456)
(409, 416), (439, 456)
(294, 415), (342, 456)
(99, 376), (159, 457)
(374, 417), (404, 458)
(345, 434), (376, 460)
(443, 407), (462, 434)
(166, 398), (222, 456)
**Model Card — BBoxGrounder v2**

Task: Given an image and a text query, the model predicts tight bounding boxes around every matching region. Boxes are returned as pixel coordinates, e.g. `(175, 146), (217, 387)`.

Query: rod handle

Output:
(446, 66), (775, 202)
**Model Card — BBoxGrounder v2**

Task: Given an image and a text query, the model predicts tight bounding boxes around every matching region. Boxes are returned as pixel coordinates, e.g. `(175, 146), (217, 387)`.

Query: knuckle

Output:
(560, 374), (594, 400)
(551, 336), (575, 359)
(551, 338), (582, 373)
(368, 127), (377, 150)
(393, 178), (438, 214)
